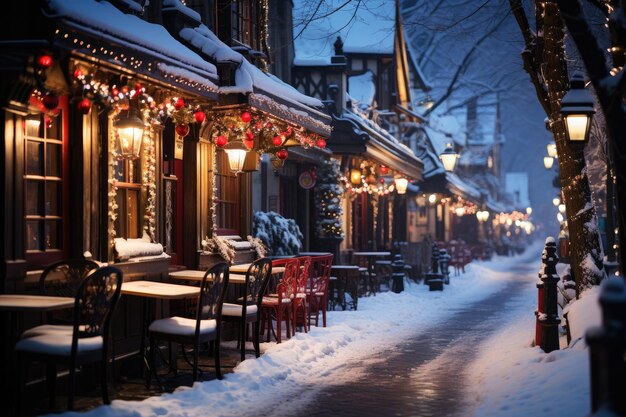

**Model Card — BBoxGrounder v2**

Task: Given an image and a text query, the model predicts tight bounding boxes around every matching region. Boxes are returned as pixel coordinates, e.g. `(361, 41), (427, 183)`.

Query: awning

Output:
(45, 0), (220, 99)
(328, 110), (424, 181)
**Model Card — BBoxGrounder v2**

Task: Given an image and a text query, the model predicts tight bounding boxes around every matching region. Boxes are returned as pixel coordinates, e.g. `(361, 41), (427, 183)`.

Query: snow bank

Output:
(564, 285), (601, 344)
(53, 244), (543, 417)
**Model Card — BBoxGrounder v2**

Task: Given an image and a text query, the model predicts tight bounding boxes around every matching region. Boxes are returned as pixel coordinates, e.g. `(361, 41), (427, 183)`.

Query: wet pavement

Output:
(280, 263), (535, 417)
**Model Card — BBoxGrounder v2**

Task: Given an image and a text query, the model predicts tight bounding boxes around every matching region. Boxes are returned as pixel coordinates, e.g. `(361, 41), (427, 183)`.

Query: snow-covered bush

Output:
(252, 211), (303, 256)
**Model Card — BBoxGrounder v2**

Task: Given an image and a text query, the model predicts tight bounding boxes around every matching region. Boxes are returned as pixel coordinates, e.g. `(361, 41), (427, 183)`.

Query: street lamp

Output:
(560, 73), (595, 144)
(350, 168), (362, 185)
(546, 142), (557, 158)
(115, 107), (144, 159)
(439, 143), (459, 172)
(223, 141), (248, 174)
(544, 156), (554, 169)
(394, 177), (408, 194)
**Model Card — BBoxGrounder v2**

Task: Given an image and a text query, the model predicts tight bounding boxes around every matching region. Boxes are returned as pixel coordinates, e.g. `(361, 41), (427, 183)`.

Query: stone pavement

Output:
(272, 264), (534, 417)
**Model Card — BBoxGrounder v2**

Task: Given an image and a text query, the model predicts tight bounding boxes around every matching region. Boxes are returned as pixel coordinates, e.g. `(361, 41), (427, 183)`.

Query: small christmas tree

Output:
(314, 159), (345, 240)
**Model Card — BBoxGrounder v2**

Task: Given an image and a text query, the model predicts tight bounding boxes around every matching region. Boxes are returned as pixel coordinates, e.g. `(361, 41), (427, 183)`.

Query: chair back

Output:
(296, 256), (312, 295)
(71, 266), (123, 354)
(276, 258), (299, 300)
(310, 254), (333, 293)
(245, 258), (272, 309)
(39, 259), (100, 297)
(196, 263), (229, 333)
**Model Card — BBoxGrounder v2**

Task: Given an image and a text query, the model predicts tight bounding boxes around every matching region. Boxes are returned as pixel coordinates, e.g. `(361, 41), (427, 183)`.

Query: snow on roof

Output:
(343, 109), (416, 157)
(47, 0), (218, 78)
(422, 125), (453, 157)
(179, 25), (323, 108)
(293, 0), (396, 65)
(446, 172), (482, 200)
(458, 145), (490, 167)
(505, 172), (530, 209)
(163, 0), (201, 23)
(349, 70), (376, 110)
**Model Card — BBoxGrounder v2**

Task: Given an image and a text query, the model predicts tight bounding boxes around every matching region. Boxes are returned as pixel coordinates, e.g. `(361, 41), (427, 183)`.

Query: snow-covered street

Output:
(53, 241), (595, 417)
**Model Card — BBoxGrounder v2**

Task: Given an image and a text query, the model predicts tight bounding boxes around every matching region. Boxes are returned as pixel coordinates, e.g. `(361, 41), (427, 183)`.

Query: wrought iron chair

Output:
(261, 258), (299, 343)
(306, 254), (333, 327)
(15, 266), (123, 411)
(221, 258), (272, 361)
(148, 262), (229, 384)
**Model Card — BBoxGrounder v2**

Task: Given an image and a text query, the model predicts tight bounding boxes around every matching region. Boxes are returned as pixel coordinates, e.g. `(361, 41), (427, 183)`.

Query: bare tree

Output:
(509, 0), (606, 292)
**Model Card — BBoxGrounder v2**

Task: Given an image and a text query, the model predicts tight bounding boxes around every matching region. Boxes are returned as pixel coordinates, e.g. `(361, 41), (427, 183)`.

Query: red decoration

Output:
(174, 98), (185, 110)
(44, 116), (53, 129)
(134, 83), (142, 93)
(194, 110), (206, 124)
(73, 69), (83, 78)
(276, 149), (288, 160)
(243, 138), (254, 149)
(121, 85), (129, 94)
(379, 165), (389, 175)
(112, 88), (119, 96)
(175, 124), (190, 137)
(379, 178), (385, 184)
(214, 135), (228, 147)
(42, 93), (59, 110)
(272, 135), (283, 146)
(37, 55), (53, 68)
(266, 122), (273, 129)
(246, 131), (255, 141)
(240, 111), (252, 123)
(316, 138), (327, 148)
(77, 98), (92, 114)
(286, 126), (293, 136)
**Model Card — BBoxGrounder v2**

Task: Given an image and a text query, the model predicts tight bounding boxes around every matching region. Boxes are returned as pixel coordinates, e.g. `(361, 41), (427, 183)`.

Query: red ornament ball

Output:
(175, 123), (190, 137)
(380, 178), (385, 184)
(316, 138), (327, 148)
(246, 131), (255, 141)
(174, 98), (185, 110)
(266, 122), (273, 129)
(42, 93), (59, 110)
(77, 98), (92, 114)
(112, 88), (119, 96)
(194, 110), (206, 124)
(121, 85), (129, 94)
(37, 55), (53, 68)
(243, 137), (255, 150)
(379, 165), (389, 175)
(276, 149), (288, 160)
(134, 83), (142, 93)
(214, 135), (228, 147)
(73, 69), (83, 78)
(286, 126), (293, 136)
(272, 136), (283, 146)
(240, 111), (252, 123)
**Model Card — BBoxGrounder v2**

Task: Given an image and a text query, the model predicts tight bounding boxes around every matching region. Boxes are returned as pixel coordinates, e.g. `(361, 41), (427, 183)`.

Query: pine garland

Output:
(247, 235), (268, 259)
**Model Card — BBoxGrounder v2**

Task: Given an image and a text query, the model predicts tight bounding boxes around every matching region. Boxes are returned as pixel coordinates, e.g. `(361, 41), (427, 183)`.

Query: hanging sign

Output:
(299, 170), (316, 189)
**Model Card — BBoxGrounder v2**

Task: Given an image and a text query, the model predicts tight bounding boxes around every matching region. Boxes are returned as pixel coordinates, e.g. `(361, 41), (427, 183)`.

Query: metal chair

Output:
(148, 262), (229, 384)
(293, 256), (311, 335)
(306, 255), (333, 327)
(15, 266), (123, 411)
(261, 258), (299, 343)
(221, 258), (272, 361)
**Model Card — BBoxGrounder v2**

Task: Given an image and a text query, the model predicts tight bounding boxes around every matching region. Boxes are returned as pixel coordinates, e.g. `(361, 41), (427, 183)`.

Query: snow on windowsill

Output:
(114, 234), (166, 261)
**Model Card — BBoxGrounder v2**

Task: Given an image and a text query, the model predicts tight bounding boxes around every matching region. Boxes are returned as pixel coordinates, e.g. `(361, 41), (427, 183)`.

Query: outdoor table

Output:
(0, 294), (75, 414)
(169, 269), (246, 285)
(229, 263), (286, 275)
(330, 265), (360, 311)
(120, 280), (200, 383)
(352, 252), (391, 295)
(298, 252), (332, 256)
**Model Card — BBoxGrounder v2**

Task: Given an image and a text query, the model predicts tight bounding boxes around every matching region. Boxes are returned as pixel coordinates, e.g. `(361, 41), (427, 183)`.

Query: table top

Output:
(229, 263), (285, 275)
(352, 252), (391, 257)
(121, 280), (200, 299)
(331, 265), (361, 270)
(169, 270), (246, 285)
(0, 294), (74, 312)
(298, 252), (332, 256)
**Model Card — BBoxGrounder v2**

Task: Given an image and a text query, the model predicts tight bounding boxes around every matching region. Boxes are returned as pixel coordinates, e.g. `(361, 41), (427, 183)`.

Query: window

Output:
(231, 0), (258, 49)
(215, 150), (240, 234)
(114, 159), (142, 239)
(24, 112), (63, 253)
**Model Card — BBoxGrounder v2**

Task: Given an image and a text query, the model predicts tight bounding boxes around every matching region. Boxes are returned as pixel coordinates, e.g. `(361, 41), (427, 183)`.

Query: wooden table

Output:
(229, 263), (285, 275)
(169, 269), (246, 285)
(0, 294), (74, 312)
(121, 280), (200, 299)
(352, 252), (391, 295)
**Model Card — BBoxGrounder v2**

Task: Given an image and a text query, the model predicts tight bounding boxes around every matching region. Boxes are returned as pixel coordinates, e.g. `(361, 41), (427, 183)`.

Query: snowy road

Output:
(270, 263), (536, 417)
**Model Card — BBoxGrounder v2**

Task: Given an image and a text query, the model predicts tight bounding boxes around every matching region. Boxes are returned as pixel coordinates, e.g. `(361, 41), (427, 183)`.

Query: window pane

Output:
(45, 220), (60, 249)
(26, 180), (43, 215)
(45, 181), (60, 215)
(26, 220), (42, 250)
(25, 115), (42, 137)
(126, 189), (140, 239)
(46, 143), (61, 177)
(46, 113), (60, 140)
(26, 141), (43, 175)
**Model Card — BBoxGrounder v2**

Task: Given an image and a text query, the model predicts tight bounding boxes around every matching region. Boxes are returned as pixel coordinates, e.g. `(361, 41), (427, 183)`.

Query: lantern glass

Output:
(558, 204), (566, 214)
(439, 143), (459, 172)
(552, 197), (560, 206)
(350, 168), (362, 185)
(224, 148), (247, 174)
(394, 178), (408, 194)
(543, 156), (554, 169)
(115, 111), (144, 159)
(428, 194), (437, 204)
(546, 143), (557, 158)
(564, 114), (590, 141)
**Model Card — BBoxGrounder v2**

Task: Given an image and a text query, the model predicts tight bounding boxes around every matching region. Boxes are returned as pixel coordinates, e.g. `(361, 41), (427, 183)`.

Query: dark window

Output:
(24, 113), (63, 252)
(231, 0), (258, 49)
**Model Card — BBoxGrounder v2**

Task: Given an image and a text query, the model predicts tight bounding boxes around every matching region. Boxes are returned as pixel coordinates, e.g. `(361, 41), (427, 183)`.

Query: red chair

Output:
(261, 258), (299, 343)
(293, 257), (311, 335)
(307, 255), (333, 327)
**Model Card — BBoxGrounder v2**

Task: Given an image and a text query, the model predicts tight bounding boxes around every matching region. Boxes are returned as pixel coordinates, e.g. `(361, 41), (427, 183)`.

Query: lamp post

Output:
(439, 143), (459, 172)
